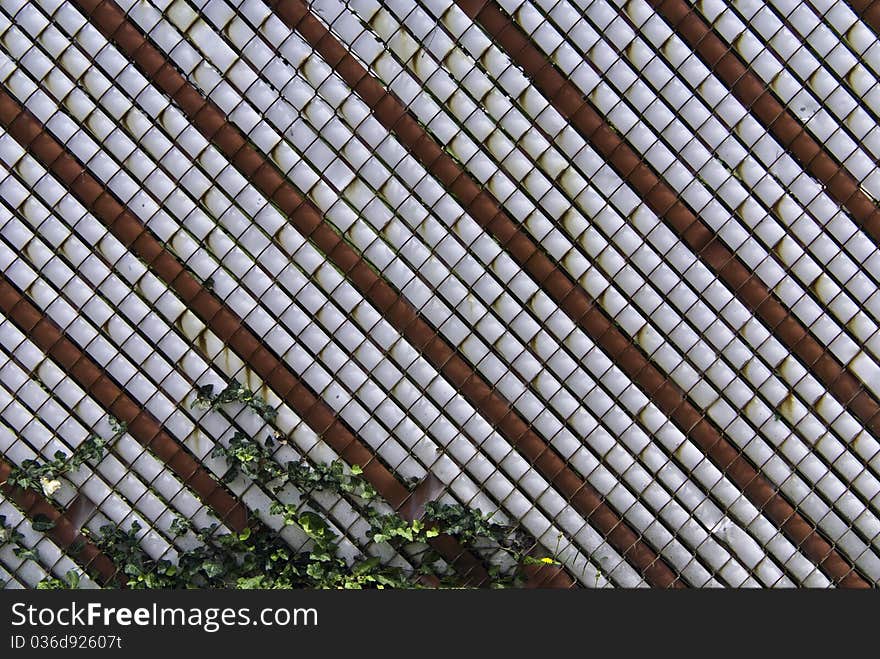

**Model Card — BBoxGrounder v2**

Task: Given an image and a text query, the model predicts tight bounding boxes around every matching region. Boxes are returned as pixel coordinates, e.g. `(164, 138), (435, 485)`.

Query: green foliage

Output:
(0, 420), (122, 580)
(3, 517), (86, 589)
(0, 514), (23, 547)
(179, 383), (552, 588)
(169, 515), (194, 537)
(1, 514), (41, 563)
(1, 421), (124, 493)
(0, 515), (27, 559)
(89, 520), (413, 590)
(286, 460), (377, 501)
(212, 432), (285, 484)
(422, 502), (511, 546)
(30, 514), (56, 533)
(193, 381), (278, 423)
(213, 433), (377, 502)
(36, 570), (80, 589)
(367, 513), (441, 544)
(109, 416), (128, 435)
(14, 388), (558, 589)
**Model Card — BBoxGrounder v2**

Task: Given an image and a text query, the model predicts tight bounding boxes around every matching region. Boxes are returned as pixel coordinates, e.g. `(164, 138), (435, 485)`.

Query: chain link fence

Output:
(1, 0), (880, 588)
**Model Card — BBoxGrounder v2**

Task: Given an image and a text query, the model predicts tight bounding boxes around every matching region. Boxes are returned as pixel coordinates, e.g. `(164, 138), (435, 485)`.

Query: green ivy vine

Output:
(1, 420), (124, 588)
(193, 381), (278, 423)
(2, 419), (126, 497)
(0, 513), (34, 561)
(11, 380), (561, 589)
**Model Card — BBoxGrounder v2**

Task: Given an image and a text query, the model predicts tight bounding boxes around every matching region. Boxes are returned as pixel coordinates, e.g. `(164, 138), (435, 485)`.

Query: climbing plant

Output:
(3, 419), (126, 498)
(193, 381), (278, 423)
(0, 421), (125, 588)
(6, 380), (560, 589)
(0, 513), (33, 561)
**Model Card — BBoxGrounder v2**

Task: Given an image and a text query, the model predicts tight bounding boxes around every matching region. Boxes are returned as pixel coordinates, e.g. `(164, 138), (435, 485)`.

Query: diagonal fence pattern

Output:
(1, 0), (880, 588)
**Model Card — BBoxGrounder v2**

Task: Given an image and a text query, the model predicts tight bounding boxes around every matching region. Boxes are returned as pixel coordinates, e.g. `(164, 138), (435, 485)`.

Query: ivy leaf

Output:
(13, 547), (40, 561)
(298, 512), (333, 541)
(64, 570), (80, 589)
(305, 562), (325, 580)
(352, 557), (381, 575)
(194, 384), (215, 405)
(31, 514), (56, 532)
(236, 575), (265, 589)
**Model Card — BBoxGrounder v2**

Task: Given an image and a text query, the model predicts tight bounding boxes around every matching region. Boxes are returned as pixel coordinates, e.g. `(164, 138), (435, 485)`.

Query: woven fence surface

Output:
(2, 0), (880, 588)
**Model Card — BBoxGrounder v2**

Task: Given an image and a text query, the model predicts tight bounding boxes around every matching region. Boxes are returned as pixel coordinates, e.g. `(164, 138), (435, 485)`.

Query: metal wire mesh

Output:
(2, 0), (880, 588)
